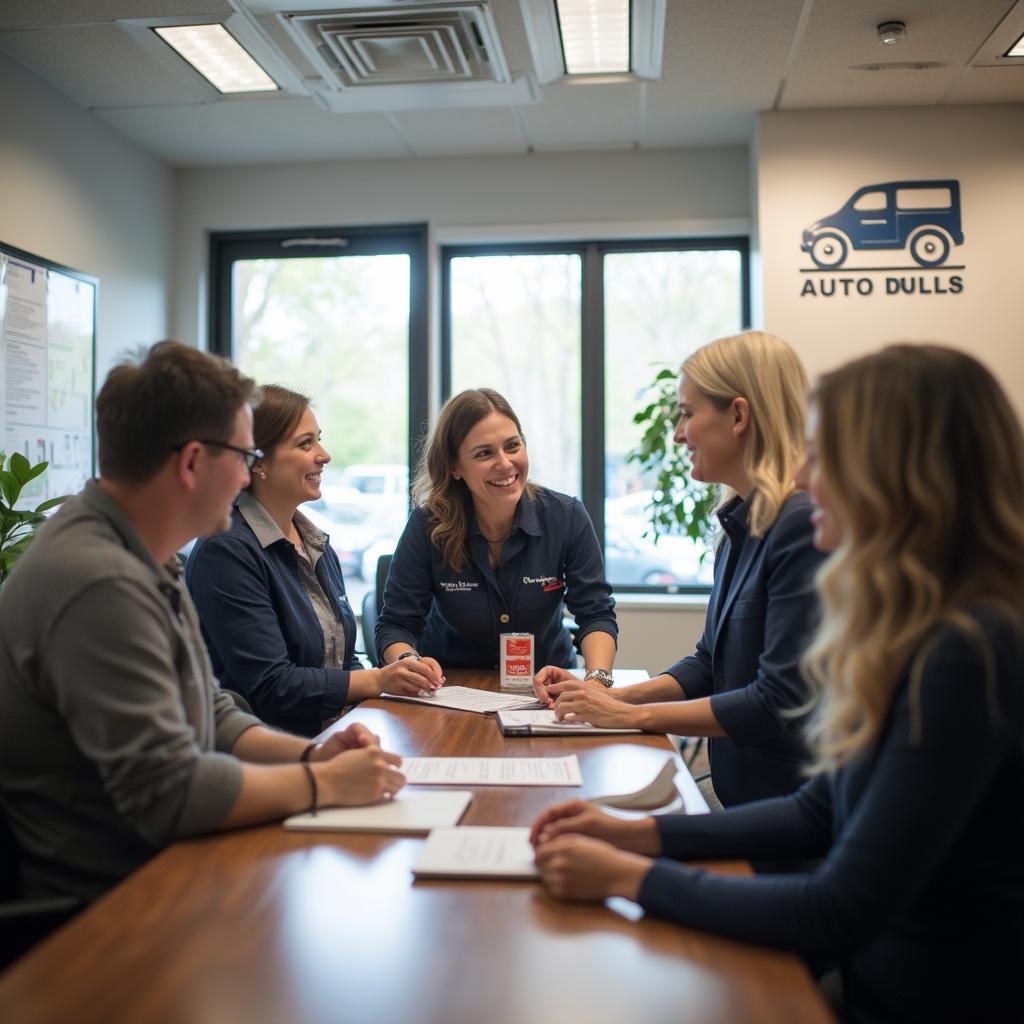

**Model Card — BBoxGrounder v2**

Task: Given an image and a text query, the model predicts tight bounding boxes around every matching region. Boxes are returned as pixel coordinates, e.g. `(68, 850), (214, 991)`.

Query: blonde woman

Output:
(536, 331), (824, 806)
(530, 345), (1024, 1020)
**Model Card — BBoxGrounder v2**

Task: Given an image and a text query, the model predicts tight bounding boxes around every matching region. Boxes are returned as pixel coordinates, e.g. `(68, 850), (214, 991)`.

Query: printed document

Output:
(401, 754), (582, 786)
(379, 686), (542, 714)
(496, 708), (642, 736)
(412, 827), (538, 880)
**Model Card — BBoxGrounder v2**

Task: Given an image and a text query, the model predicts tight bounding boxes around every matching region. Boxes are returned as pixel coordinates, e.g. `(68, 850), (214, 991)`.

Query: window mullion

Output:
(580, 242), (605, 540)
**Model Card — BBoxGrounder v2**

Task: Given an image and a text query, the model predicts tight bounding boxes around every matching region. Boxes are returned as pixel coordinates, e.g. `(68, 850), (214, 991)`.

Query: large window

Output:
(210, 225), (427, 606)
(443, 239), (748, 591)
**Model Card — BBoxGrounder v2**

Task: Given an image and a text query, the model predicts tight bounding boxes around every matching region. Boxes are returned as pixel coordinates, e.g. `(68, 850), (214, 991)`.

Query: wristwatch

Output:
(397, 651), (422, 662)
(583, 668), (614, 687)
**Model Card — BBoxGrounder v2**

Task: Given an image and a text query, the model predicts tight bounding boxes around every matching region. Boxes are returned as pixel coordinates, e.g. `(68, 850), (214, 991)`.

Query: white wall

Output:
(612, 596), (706, 676)
(172, 146), (751, 348)
(756, 105), (1024, 415)
(0, 52), (174, 382)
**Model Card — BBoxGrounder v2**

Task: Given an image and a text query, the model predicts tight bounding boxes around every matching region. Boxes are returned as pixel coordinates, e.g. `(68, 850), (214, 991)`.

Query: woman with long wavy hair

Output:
(535, 331), (826, 806)
(530, 344), (1024, 1020)
(376, 387), (617, 677)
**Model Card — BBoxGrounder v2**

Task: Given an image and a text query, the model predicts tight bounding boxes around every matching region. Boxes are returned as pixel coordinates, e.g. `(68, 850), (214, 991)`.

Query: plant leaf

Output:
(0, 472), (19, 508)
(9, 451), (31, 485)
(23, 460), (49, 485)
(34, 495), (67, 514)
(0, 533), (34, 568)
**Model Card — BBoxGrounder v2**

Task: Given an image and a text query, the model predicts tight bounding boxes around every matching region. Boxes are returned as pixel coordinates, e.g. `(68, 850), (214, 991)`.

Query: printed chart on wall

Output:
(0, 243), (96, 507)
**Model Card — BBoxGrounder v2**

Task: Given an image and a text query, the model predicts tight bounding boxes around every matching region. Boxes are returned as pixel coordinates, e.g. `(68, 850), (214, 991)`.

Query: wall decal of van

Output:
(801, 180), (963, 269)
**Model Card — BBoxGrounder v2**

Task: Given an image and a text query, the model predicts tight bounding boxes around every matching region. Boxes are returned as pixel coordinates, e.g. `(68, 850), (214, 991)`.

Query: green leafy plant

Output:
(627, 366), (718, 547)
(0, 452), (68, 584)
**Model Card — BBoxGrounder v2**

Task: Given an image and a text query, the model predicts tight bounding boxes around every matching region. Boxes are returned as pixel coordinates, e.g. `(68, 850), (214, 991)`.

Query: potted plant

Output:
(626, 366), (718, 549)
(0, 451), (68, 584)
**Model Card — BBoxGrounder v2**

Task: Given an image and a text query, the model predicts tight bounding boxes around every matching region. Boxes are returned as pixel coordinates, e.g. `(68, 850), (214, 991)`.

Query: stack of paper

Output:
(412, 827), (538, 880)
(284, 790), (472, 834)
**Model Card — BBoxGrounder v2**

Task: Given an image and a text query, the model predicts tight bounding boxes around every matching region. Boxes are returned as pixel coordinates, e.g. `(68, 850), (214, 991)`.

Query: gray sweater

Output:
(0, 481), (260, 900)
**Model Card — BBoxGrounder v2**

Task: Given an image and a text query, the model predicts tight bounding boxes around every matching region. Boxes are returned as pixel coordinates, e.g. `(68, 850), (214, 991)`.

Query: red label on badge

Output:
(505, 658), (531, 676)
(505, 637), (531, 656)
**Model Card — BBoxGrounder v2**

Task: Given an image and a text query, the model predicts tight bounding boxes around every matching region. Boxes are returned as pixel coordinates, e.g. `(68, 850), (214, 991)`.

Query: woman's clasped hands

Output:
(530, 800), (661, 903)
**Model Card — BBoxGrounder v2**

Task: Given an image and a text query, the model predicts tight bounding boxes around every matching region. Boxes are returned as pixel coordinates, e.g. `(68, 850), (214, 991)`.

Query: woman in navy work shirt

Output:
(530, 345), (1024, 1022)
(187, 386), (441, 737)
(376, 388), (617, 678)
(536, 332), (825, 806)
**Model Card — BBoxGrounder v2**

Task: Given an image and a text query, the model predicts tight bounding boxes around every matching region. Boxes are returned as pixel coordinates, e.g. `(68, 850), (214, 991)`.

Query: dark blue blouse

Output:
(639, 612), (1024, 1021)
(186, 501), (362, 737)
(663, 491), (825, 806)
(376, 488), (617, 669)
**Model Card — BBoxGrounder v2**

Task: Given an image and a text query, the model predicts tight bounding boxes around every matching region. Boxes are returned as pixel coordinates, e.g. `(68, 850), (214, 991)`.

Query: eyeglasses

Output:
(172, 439), (264, 471)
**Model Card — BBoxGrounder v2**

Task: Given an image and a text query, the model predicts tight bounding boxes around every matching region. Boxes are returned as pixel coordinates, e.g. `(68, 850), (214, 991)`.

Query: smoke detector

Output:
(877, 20), (907, 45)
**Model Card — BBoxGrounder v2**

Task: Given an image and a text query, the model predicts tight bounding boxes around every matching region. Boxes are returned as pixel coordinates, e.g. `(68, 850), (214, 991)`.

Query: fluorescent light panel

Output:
(1006, 32), (1024, 57)
(556, 0), (631, 74)
(154, 24), (278, 93)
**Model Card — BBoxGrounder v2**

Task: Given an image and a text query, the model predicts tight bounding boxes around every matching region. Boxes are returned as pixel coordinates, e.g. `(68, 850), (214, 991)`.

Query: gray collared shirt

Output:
(0, 480), (261, 900)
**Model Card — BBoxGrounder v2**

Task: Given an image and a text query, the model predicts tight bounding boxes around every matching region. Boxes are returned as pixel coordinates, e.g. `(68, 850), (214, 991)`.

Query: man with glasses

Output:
(0, 341), (405, 904)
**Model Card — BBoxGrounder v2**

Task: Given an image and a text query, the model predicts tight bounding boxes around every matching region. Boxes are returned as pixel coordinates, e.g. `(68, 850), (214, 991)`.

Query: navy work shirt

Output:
(186, 494), (363, 737)
(376, 488), (617, 669)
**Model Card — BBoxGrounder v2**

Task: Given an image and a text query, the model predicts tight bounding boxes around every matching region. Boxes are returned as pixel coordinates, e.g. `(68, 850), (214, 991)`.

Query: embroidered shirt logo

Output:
(523, 575), (565, 591)
(440, 580), (479, 592)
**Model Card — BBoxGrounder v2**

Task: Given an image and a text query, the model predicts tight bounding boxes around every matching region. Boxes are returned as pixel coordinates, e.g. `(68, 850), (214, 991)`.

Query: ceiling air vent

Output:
(278, 2), (537, 111)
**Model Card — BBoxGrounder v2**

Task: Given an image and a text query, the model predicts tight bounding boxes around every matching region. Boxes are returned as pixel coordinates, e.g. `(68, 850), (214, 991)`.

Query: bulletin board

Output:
(0, 241), (97, 508)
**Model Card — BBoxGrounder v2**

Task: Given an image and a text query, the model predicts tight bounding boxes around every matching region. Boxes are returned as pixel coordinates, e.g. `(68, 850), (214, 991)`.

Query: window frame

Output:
(441, 235), (750, 594)
(208, 223), (429, 482)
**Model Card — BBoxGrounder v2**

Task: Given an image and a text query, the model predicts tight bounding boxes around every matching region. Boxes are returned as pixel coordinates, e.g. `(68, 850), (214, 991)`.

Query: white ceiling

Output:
(0, 0), (1021, 167)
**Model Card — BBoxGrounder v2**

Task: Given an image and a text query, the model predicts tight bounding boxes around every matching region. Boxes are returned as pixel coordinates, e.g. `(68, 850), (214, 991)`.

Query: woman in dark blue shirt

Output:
(531, 345), (1024, 1021)
(536, 332), (825, 806)
(376, 388), (617, 677)
(187, 386), (441, 737)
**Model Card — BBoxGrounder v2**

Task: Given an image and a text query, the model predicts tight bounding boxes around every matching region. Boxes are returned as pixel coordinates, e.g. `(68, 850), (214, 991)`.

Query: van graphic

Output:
(801, 180), (963, 269)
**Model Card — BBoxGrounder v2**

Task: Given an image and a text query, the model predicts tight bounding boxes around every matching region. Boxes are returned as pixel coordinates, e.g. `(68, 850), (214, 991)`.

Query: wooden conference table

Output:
(0, 670), (832, 1024)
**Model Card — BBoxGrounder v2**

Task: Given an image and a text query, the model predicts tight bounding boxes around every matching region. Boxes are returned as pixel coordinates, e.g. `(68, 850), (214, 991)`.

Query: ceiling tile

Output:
(388, 107), (526, 155)
(944, 65), (1024, 104)
(95, 99), (411, 166)
(0, 1), (232, 31)
(520, 80), (641, 148)
(0, 24), (207, 107)
(782, 0), (1016, 107)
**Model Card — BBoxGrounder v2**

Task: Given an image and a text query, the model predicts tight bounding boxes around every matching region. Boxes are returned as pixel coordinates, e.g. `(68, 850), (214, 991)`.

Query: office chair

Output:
(0, 803), (83, 970)
(359, 553), (394, 667)
(683, 737), (711, 783)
